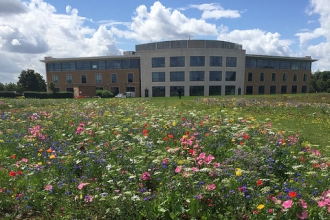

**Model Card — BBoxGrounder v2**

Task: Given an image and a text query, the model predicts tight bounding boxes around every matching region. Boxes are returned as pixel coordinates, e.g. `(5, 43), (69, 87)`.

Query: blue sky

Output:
(0, 0), (329, 83)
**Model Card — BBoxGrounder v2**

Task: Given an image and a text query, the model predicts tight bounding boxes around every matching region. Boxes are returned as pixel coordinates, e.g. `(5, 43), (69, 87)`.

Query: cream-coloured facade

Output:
(41, 40), (316, 97)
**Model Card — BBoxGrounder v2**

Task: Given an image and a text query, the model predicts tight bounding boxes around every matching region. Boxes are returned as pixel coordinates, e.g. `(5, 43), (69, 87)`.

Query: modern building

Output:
(40, 40), (316, 97)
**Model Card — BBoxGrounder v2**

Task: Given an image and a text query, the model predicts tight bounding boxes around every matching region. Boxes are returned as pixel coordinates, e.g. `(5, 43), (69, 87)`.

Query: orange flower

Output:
(168, 134), (174, 139)
(313, 164), (319, 168)
(10, 154), (16, 159)
(47, 148), (52, 153)
(257, 179), (263, 186)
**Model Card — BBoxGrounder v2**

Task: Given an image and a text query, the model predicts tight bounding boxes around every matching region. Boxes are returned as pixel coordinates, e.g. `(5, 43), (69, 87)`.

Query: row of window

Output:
(152, 71), (236, 82)
(245, 58), (311, 70)
(152, 56), (237, 68)
(247, 72), (308, 82)
(58, 87), (135, 95)
(46, 59), (140, 72)
(52, 73), (134, 84)
(151, 86), (237, 97)
(246, 85), (308, 95)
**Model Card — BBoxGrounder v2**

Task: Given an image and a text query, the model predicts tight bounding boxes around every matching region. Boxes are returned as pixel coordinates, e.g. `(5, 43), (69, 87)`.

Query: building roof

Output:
(246, 54), (317, 62)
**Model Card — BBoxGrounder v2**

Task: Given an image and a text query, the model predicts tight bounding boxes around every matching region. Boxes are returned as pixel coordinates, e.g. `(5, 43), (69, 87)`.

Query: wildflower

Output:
(49, 155), (55, 159)
(257, 179), (263, 186)
(21, 158), (28, 163)
(45, 185), (53, 191)
(282, 199), (293, 209)
(288, 191), (297, 198)
(17, 170), (22, 175)
(78, 182), (89, 190)
(235, 168), (242, 177)
(205, 184), (216, 191)
(296, 210), (308, 219)
(9, 171), (16, 177)
(10, 154), (16, 159)
(141, 172), (151, 181)
(257, 204), (265, 210)
(175, 166), (182, 173)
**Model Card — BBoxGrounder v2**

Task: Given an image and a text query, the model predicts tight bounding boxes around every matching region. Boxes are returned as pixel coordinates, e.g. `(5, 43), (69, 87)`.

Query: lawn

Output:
(0, 94), (330, 219)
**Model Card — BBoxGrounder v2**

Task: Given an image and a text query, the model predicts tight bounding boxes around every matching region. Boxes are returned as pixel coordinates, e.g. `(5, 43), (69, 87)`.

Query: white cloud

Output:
(11, 39), (21, 45)
(189, 3), (241, 20)
(0, 0), (27, 15)
(217, 28), (292, 56)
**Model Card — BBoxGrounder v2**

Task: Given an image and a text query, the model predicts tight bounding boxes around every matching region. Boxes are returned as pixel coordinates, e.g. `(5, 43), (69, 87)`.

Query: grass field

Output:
(0, 93), (330, 219)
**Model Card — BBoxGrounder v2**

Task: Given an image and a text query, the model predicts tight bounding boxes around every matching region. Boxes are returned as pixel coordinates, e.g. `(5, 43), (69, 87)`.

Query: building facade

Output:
(41, 40), (316, 97)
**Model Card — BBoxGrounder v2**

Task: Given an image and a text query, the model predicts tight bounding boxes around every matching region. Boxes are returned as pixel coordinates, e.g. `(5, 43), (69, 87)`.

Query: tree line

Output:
(0, 69), (47, 93)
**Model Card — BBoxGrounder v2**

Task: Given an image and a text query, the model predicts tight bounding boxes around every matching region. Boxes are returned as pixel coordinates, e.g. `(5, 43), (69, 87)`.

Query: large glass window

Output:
(111, 74), (117, 83)
(190, 56), (205, 66)
(170, 71), (185, 81)
(189, 86), (204, 96)
(96, 74), (102, 83)
(280, 61), (290, 69)
(210, 56), (222, 66)
(62, 62), (76, 71)
(152, 72), (165, 82)
(303, 74), (307, 82)
(76, 61), (91, 70)
(269, 60), (280, 69)
(107, 60), (121, 69)
(226, 57), (237, 67)
(293, 74), (297, 82)
(283, 73), (287, 82)
(260, 72), (264, 81)
(47, 63), (61, 72)
(91, 61), (99, 70)
(258, 86), (265, 94)
(127, 73), (133, 83)
(225, 86), (235, 95)
(281, 86), (287, 94)
(272, 73), (276, 82)
(225, 71), (236, 81)
(152, 86), (165, 97)
(170, 86), (184, 97)
(126, 87), (135, 92)
(190, 71), (205, 81)
(257, 59), (268, 68)
(248, 72), (253, 81)
(301, 62), (311, 70)
(270, 86), (276, 94)
(130, 59), (140, 68)
(170, 56), (185, 67)
(246, 86), (253, 95)
(209, 71), (222, 81)
(209, 86), (221, 96)
(292, 86), (297, 94)
(152, 57), (165, 68)
(110, 87), (119, 95)
(81, 74), (87, 83)
(98, 61), (107, 70)
(301, 85), (307, 93)
(245, 58), (256, 68)
(66, 74), (72, 84)
(52, 75), (58, 83)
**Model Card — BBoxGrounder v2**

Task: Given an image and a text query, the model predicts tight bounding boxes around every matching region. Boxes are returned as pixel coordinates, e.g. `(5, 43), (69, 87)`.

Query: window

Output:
(258, 86), (265, 94)
(283, 73), (287, 82)
(248, 72), (253, 81)
(225, 71), (236, 81)
(76, 61), (91, 70)
(170, 86), (184, 96)
(170, 56), (185, 67)
(52, 75), (58, 83)
(281, 86), (287, 94)
(190, 56), (205, 66)
(91, 61), (99, 70)
(127, 73), (133, 83)
(257, 59), (269, 68)
(269, 60), (280, 69)
(189, 86), (204, 96)
(292, 86), (297, 94)
(246, 86), (253, 95)
(98, 61), (107, 70)
(190, 71), (205, 81)
(209, 71), (222, 81)
(152, 86), (165, 97)
(81, 74), (87, 83)
(225, 86), (235, 95)
(47, 63), (61, 71)
(170, 71), (185, 81)
(226, 57), (237, 67)
(152, 72), (165, 82)
(210, 56), (222, 66)
(293, 74), (297, 82)
(126, 87), (135, 92)
(66, 75), (72, 84)
(270, 86), (276, 94)
(107, 60), (121, 69)
(152, 57), (165, 68)
(96, 87), (103, 90)
(209, 86), (221, 96)
(66, 88), (74, 93)
(280, 61), (290, 69)
(303, 74), (307, 82)
(260, 73), (264, 81)
(272, 73), (276, 82)
(62, 62), (76, 71)
(301, 85), (307, 93)
(245, 58), (256, 68)
(111, 74), (117, 83)
(110, 87), (119, 95)
(96, 74), (102, 83)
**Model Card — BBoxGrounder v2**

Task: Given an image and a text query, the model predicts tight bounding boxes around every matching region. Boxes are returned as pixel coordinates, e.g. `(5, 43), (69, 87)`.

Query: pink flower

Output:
(204, 154), (215, 164)
(44, 184), (53, 191)
(84, 195), (93, 202)
(282, 199), (293, 209)
(299, 199), (308, 209)
(206, 183), (216, 191)
(296, 210), (308, 219)
(21, 158), (28, 163)
(198, 152), (206, 160)
(78, 182), (89, 190)
(191, 167), (199, 172)
(141, 172), (151, 180)
(175, 166), (182, 173)
(318, 200), (327, 207)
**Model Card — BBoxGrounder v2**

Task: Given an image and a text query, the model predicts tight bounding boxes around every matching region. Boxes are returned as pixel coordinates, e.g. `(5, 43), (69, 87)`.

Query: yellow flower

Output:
(38, 153), (42, 157)
(38, 162), (42, 165)
(0, 139), (4, 143)
(235, 168), (242, 177)
(257, 204), (265, 210)
(50, 155), (55, 159)
(172, 121), (176, 126)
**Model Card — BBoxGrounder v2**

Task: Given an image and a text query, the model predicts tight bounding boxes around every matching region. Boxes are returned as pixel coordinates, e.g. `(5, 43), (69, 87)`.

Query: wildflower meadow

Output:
(0, 95), (330, 219)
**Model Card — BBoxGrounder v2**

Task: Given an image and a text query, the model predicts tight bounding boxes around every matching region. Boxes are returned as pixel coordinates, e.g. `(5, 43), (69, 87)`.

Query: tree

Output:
(48, 81), (55, 93)
(0, 82), (4, 91)
(4, 82), (18, 91)
(18, 69), (47, 92)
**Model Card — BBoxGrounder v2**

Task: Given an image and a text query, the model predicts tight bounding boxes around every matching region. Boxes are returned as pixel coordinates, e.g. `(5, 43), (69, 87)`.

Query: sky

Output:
(0, 0), (329, 84)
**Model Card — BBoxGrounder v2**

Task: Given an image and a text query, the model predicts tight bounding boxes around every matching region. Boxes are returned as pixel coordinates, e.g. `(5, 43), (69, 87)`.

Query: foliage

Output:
(0, 96), (329, 219)
(17, 69), (47, 92)
(311, 71), (330, 93)
(0, 91), (16, 98)
(23, 91), (73, 99)
(0, 82), (4, 91)
(96, 89), (114, 98)
(48, 81), (56, 93)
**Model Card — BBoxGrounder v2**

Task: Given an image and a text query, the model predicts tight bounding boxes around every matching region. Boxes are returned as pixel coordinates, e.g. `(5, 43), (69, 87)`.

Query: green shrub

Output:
(0, 91), (16, 98)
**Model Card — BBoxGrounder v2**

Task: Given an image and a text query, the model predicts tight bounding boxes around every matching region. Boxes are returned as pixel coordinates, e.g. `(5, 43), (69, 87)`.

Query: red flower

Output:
(10, 154), (16, 159)
(313, 164), (319, 168)
(163, 137), (168, 141)
(288, 191), (297, 198)
(256, 179), (263, 186)
(168, 134), (174, 139)
(243, 134), (249, 139)
(17, 170), (23, 175)
(9, 171), (16, 177)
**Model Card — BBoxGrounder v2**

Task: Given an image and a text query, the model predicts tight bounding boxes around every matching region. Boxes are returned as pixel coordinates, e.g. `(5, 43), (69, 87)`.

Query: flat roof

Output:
(246, 54), (317, 62)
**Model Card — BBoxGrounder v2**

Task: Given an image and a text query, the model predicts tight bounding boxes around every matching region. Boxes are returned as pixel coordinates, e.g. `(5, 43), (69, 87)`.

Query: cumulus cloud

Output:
(189, 3), (241, 20)
(111, 1), (217, 42)
(217, 27), (292, 56)
(0, 0), (27, 15)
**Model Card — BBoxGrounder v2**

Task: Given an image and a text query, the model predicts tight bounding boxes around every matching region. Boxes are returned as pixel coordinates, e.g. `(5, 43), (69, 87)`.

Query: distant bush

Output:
(23, 91), (73, 99)
(96, 90), (114, 98)
(0, 91), (16, 98)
